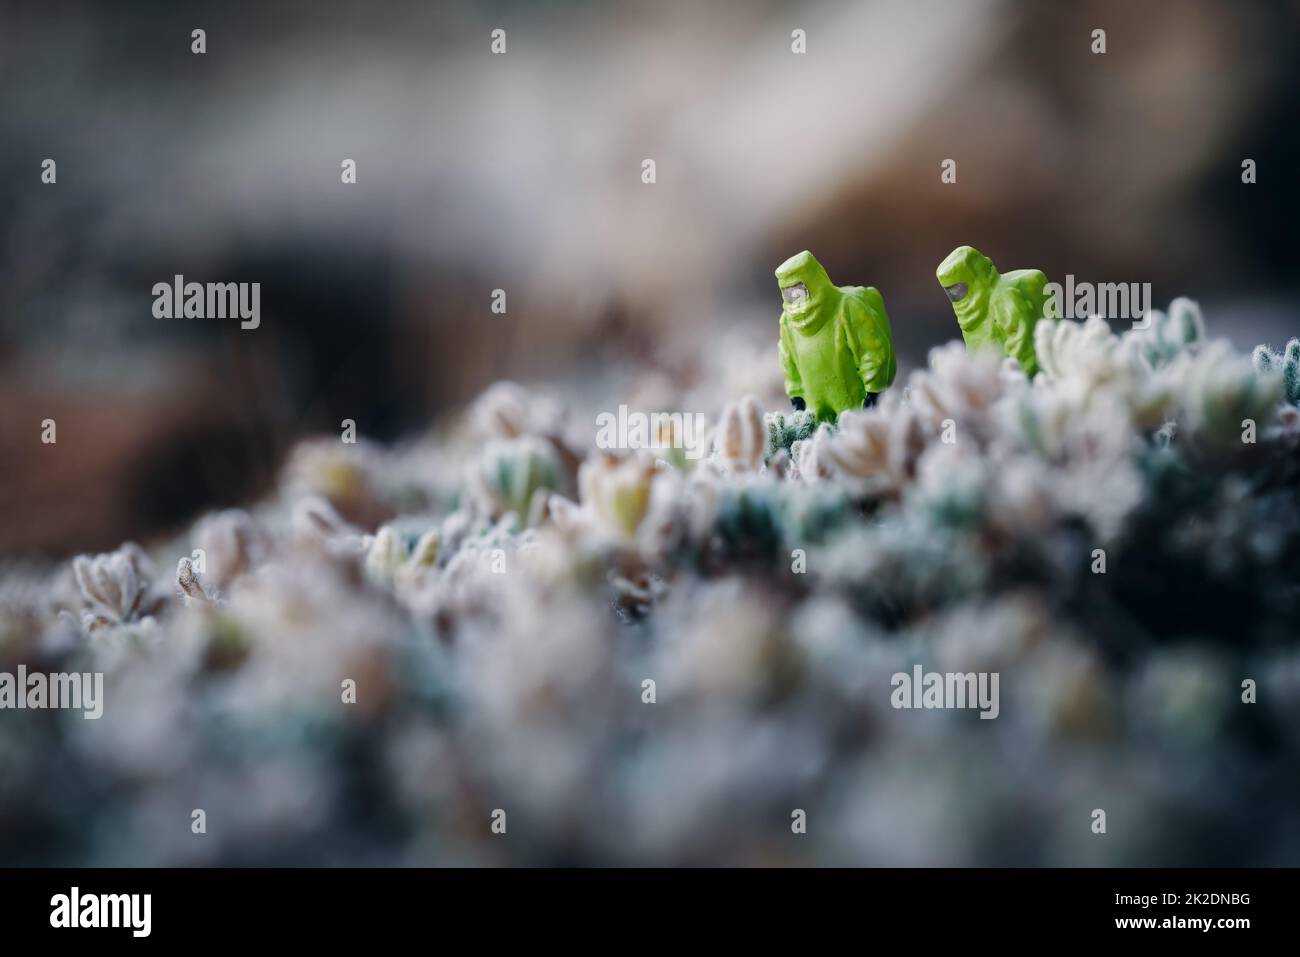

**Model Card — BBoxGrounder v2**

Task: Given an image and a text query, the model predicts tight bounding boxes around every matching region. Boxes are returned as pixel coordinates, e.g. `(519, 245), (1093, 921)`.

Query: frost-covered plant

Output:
(714, 395), (766, 472)
(72, 543), (163, 636)
(578, 452), (656, 542)
(175, 556), (211, 606)
(282, 438), (392, 527)
(1129, 296), (1205, 369)
(365, 524), (440, 587)
(908, 340), (1004, 434)
(6, 303), (1300, 868)
(190, 509), (270, 588)
(176, 509), (272, 606)
(791, 422), (849, 483)
(290, 495), (368, 556)
(763, 407), (818, 459)
(809, 405), (926, 497)
(1253, 337), (1300, 406)
(472, 436), (563, 526)
(1177, 341), (1282, 452)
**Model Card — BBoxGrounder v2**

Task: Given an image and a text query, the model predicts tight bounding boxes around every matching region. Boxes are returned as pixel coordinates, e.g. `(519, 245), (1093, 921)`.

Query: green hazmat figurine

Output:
(936, 245), (1053, 376)
(776, 250), (896, 422)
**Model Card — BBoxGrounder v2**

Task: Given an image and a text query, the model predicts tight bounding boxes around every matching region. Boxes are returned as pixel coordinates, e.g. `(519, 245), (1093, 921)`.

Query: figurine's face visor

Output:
(943, 282), (969, 303)
(781, 283), (810, 308)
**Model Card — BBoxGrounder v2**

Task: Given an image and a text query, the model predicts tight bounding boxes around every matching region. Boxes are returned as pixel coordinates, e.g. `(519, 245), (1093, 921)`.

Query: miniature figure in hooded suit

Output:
(936, 245), (1053, 377)
(776, 250), (896, 422)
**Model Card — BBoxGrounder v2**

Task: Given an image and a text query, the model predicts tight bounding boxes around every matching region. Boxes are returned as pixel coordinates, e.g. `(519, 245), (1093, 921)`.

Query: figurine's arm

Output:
(1002, 283), (1042, 374)
(778, 321), (805, 406)
(845, 289), (896, 395)
(1000, 292), (1030, 354)
(1016, 269), (1050, 322)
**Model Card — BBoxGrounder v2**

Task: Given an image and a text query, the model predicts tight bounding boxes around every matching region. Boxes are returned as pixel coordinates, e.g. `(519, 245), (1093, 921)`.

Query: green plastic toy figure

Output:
(776, 250), (896, 422)
(936, 245), (1052, 376)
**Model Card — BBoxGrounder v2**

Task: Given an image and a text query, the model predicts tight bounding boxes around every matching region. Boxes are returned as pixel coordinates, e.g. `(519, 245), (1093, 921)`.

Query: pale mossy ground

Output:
(2, 302), (1300, 865)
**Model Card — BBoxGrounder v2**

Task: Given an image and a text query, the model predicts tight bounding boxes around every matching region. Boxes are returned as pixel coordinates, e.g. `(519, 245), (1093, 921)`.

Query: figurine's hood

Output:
(936, 245), (996, 321)
(776, 250), (836, 333)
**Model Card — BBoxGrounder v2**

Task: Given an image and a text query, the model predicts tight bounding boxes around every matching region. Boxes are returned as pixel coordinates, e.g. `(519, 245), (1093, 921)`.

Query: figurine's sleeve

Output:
(1002, 290), (1029, 350)
(1003, 275), (1046, 374)
(998, 283), (1040, 374)
(779, 321), (804, 399)
(846, 289), (896, 394)
(1015, 269), (1049, 306)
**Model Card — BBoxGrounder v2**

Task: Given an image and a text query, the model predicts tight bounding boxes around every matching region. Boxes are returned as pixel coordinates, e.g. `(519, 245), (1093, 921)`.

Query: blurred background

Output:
(2, 0), (1297, 557)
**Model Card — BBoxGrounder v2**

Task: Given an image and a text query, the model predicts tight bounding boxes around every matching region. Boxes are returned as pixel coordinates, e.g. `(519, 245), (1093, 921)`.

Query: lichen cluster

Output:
(2, 304), (1299, 865)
